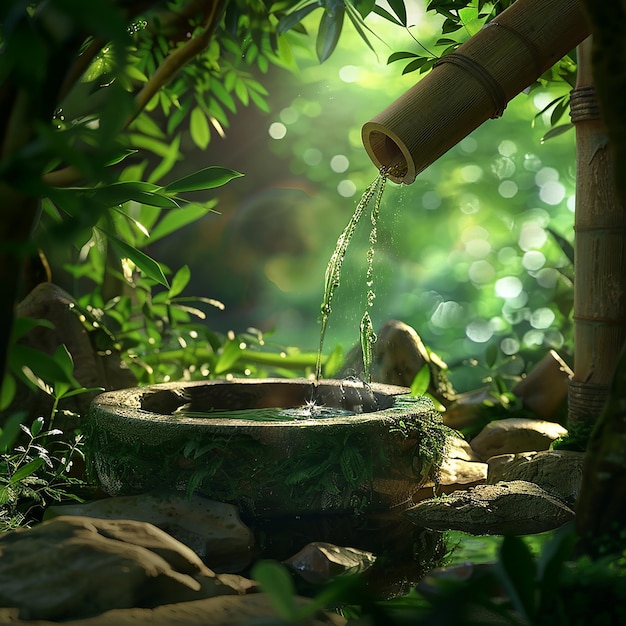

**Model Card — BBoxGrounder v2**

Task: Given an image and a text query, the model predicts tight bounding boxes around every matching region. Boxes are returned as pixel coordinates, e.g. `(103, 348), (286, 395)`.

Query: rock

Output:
(487, 450), (585, 506)
(0, 516), (251, 621)
(337, 320), (456, 405)
(404, 480), (575, 535)
(469, 417), (568, 460)
(512, 350), (572, 422)
(45, 492), (254, 572)
(413, 436), (488, 502)
(284, 542), (376, 584)
(0, 594), (347, 625)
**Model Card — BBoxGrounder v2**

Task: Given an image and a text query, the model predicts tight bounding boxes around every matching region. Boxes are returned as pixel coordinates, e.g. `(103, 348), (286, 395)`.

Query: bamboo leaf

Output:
(387, 0), (407, 25)
(352, 0), (376, 19)
(164, 166), (244, 193)
(169, 264), (191, 298)
(372, 5), (404, 26)
(91, 182), (181, 209)
(402, 57), (429, 75)
(105, 232), (170, 287)
(316, 5), (345, 62)
(106, 149), (138, 166)
(149, 202), (218, 243)
(345, 2), (378, 59)
(277, 3), (320, 34)
(541, 123), (573, 143)
(190, 106), (210, 149)
(387, 51), (420, 64)
(215, 340), (243, 374)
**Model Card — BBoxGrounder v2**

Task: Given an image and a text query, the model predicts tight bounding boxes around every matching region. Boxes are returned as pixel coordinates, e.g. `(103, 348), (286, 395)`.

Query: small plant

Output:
(0, 417), (86, 531)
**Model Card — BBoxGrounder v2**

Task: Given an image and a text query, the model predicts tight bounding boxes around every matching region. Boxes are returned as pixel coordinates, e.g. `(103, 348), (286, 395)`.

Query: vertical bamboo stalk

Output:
(568, 37), (626, 425)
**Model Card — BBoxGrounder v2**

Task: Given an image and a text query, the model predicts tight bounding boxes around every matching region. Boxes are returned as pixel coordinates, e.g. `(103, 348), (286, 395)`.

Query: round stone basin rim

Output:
(90, 378), (415, 428)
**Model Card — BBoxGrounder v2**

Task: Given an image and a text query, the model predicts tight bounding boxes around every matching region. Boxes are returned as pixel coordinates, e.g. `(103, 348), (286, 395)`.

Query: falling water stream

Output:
(315, 169), (390, 382)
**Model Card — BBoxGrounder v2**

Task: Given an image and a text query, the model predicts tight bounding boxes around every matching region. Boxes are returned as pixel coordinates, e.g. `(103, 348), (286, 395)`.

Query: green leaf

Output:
(387, 51), (420, 64)
(402, 58), (429, 74)
(149, 202), (218, 243)
(0, 373), (16, 411)
(548, 228), (574, 266)
(316, 5), (345, 62)
(234, 79), (249, 106)
(52, 345), (76, 383)
(410, 364), (431, 396)
(372, 5), (404, 26)
(496, 536), (537, 622)
(60, 386), (105, 399)
(210, 80), (237, 113)
(352, 0), (376, 19)
(91, 182), (181, 209)
(106, 149), (138, 166)
(164, 166), (244, 194)
(277, 3), (320, 35)
(248, 89), (270, 113)
(345, 3), (378, 59)
(10, 318), (55, 342)
(169, 265), (191, 299)
(214, 340), (243, 375)
(10, 345), (77, 391)
(9, 458), (45, 485)
(541, 123), (573, 143)
(0, 412), (26, 453)
(251, 560), (298, 621)
(105, 231), (170, 287)
(148, 135), (182, 184)
(485, 342), (498, 368)
(112, 207), (150, 239)
(387, 0), (407, 25)
(30, 416), (45, 438)
(190, 106), (210, 149)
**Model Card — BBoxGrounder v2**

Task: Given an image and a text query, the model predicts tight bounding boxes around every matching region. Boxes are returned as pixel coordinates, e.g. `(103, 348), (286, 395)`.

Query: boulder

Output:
(469, 417), (567, 460)
(404, 480), (575, 535)
(0, 516), (251, 621)
(0, 595), (346, 625)
(487, 450), (585, 506)
(45, 492), (254, 572)
(284, 542), (376, 584)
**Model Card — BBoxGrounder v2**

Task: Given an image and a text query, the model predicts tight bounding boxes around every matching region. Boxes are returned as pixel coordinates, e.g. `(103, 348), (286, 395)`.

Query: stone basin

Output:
(86, 378), (444, 517)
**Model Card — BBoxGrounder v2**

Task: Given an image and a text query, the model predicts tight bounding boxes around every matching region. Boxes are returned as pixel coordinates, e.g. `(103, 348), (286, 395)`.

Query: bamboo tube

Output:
(568, 37), (626, 426)
(362, 0), (589, 184)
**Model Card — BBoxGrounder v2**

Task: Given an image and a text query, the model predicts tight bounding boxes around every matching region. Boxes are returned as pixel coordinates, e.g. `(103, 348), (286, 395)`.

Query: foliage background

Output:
(79, 4), (576, 392)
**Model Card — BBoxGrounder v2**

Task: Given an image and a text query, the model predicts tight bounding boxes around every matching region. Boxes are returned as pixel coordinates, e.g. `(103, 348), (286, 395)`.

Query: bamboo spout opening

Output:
(363, 127), (412, 184)
(362, 0), (590, 185)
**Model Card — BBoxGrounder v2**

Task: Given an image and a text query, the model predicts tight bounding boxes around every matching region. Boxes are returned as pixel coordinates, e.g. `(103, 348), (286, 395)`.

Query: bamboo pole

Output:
(568, 37), (626, 426)
(362, 0), (589, 184)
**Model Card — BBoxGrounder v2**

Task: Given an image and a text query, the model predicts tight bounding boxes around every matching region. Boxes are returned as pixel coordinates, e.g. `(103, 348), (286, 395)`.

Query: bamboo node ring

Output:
(572, 314), (626, 326)
(483, 21), (543, 77)
(433, 52), (506, 118)
(570, 86), (602, 122)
